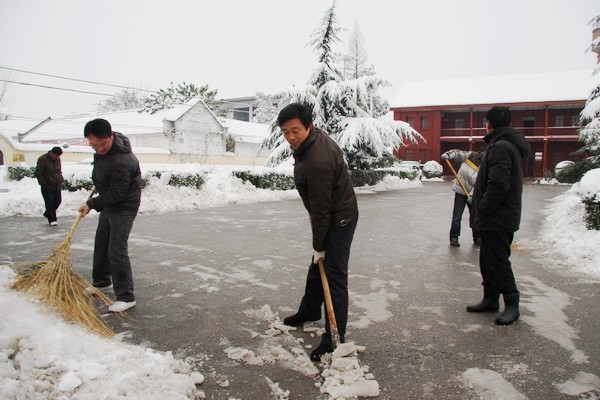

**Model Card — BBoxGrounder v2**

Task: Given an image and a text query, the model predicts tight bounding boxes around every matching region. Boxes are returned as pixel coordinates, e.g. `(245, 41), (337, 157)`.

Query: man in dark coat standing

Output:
(79, 119), (142, 313)
(467, 106), (530, 326)
(34, 146), (64, 226)
(278, 103), (359, 361)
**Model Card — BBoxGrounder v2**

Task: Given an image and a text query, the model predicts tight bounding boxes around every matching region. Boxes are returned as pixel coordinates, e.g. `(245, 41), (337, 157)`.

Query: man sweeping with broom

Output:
(79, 119), (142, 313)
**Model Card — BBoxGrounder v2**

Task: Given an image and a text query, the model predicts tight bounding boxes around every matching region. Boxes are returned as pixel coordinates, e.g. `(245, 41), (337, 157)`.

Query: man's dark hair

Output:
(84, 118), (112, 138)
(486, 106), (511, 129)
(277, 103), (314, 128)
(50, 146), (63, 155)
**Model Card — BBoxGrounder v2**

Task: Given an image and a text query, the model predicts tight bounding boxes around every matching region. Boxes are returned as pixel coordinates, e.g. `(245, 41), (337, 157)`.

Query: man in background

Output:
(278, 103), (359, 361)
(467, 106), (530, 326)
(79, 119), (142, 313)
(34, 146), (64, 226)
(441, 149), (483, 247)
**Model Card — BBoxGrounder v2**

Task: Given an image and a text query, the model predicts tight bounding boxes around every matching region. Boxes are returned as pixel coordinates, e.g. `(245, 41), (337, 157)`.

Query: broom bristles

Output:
(13, 230), (116, 338)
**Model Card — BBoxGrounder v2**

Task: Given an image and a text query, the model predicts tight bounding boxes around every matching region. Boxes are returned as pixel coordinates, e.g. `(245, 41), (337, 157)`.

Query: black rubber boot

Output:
(495, 292), (520, 326)
(466, 286), (500, 313)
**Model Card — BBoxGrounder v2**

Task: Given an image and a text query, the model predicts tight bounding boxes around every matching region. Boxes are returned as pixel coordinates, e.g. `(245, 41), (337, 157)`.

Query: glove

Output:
(441, 150), (454, 160)
(313, 250), (325, 264)
(466, 197), (472, 205)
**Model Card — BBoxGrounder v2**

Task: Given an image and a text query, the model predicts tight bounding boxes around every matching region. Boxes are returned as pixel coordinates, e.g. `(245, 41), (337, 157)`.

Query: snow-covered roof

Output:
(220, 118), (271, 144)
(390, 70), (597, 108)
(0, 99), (206, 143)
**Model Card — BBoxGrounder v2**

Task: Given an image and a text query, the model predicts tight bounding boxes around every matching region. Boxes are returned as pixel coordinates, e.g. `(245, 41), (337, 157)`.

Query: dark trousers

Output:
(450, 193), (479, 241)
(92, 208), (137, 302)
(478, 230), (518, 295)
(40, 184), (61, 223)
(296, 219), (357, 346)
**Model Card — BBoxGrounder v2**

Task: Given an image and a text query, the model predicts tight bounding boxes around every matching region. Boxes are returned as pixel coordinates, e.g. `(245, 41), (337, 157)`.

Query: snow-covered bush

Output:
(556, 160), (599, 183)
(7, 166), (34, 180)
(233, 171), (295, 190)
(423, 160), (443, 179)
(578, 168), (600, 230)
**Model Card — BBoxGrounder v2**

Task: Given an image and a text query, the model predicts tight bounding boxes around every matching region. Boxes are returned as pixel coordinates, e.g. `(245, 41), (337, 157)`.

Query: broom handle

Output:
(445, 159), (471, 200)
(69, 187), (96, 235)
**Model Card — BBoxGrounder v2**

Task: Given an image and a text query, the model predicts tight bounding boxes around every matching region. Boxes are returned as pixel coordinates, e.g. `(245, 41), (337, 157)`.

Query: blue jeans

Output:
(450, 193), (479, 242)
(296, 218), (358, 346)
(92, 208), (137, 302)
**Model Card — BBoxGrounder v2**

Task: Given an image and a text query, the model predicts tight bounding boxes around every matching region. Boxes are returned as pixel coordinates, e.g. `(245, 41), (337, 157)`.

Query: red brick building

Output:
(390, 70), (596, 177)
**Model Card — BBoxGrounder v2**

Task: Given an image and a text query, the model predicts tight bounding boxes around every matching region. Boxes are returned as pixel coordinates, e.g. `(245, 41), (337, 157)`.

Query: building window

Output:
(555, 115), (564, 127)
(455, 118), (465, 129)
(523, 117), (535, 127)
(571, 115), (580, 126)
(421, 116), (429, 129)
(233, 107), (250, 122)
(419, 150), (427, 162)
(482, 117), (487, 127)
(407, 116), (414, 126)
(405, 150), (414, 161)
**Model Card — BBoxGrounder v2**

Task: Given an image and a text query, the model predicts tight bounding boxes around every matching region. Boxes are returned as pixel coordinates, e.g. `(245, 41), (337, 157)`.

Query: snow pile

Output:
(223, 305), (379, 398)
(319, 342), (380, 398)
(541, 168), (600, 279)
(0, 265), (203, 400)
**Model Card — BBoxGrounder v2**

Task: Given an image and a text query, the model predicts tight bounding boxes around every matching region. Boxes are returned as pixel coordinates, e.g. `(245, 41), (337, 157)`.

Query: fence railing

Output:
(440, 126), (582, 137)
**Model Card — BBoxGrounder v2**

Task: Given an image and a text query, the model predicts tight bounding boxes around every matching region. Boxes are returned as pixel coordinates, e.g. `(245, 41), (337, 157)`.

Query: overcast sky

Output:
(1, 0), (599, 119)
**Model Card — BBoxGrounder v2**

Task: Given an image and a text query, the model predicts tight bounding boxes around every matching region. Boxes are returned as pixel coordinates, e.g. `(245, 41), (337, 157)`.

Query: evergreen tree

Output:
(343, 21), (369, 80)
(579, 15), (600, 162)
(262, 0), (422, 168)
(252, 92), (278, 124)
(143, 82), (223, 115)
(95, 89), (147, 112)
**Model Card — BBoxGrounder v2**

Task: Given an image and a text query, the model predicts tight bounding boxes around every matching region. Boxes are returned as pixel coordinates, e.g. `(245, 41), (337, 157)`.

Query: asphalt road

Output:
(1, 180), (598, 400)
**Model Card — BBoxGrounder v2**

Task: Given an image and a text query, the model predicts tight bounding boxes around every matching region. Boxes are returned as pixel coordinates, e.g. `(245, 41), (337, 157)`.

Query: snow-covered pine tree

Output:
(142, 82), (222, 115)
(343, 21), (369, 80)
(95, 89), (147, 112)
(579, 15), (600, 162)
(262, 1), (422, 168)
(252, 92), (278, 124)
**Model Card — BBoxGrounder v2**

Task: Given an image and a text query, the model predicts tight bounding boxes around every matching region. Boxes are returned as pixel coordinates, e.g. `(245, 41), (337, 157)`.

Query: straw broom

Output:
(12, 188), (115, 337)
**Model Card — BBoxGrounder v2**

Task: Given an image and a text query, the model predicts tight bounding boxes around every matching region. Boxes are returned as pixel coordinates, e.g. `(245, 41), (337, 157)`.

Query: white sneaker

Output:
(85, 284), (113, 295)
(49, 221), (58, 226)
(108, 301), (136, 313)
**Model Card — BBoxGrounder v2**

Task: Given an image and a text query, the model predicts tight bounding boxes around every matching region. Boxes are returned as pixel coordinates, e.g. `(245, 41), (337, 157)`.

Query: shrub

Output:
(556, 160), (598, 183)
(350, 169), (415, 186)
(423, 160), (443, 179)
(147, 171), (204, 189)
(582, 195), (600, 230)
(7, 166), (35, 181)
(232, 171), (295, 190)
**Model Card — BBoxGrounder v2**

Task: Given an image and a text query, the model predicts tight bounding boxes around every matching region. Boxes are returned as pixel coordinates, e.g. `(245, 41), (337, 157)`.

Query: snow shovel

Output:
(317, 258), (341, 349)
(445, 159), (471, 200)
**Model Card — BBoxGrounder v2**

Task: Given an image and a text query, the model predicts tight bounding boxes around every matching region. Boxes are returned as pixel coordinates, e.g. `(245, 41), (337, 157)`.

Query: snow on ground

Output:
(0, 163), (599, 399)
(0, 266), (204, 400)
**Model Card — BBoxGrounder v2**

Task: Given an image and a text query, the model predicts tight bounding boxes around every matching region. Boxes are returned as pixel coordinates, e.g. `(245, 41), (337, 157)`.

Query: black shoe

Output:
(283, 313), (320, 327)
(474, 237), (481, 246)
(450, 237), (460, 247)
(310, 343), (333, 361)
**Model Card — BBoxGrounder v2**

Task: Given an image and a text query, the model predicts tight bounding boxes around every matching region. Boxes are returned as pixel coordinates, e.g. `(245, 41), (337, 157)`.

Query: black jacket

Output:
(87, 132), (142, 212)
(472, 127), (530, 232)
(293, 127), (359, 251)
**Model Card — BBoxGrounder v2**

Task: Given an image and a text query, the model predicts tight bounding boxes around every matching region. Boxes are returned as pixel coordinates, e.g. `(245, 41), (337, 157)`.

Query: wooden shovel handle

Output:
(317, 258), (341, 348)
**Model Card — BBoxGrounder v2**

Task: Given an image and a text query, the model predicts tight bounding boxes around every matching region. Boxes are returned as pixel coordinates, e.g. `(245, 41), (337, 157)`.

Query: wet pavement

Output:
(1, 180), (599, 399)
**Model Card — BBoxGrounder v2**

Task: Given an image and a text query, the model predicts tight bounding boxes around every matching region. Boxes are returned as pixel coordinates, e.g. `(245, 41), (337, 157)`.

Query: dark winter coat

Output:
(34, 152), (64, 189)
(472, 126), (530, 232)
(86, 132), (142, 212)
(293, 127), (359, 251)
